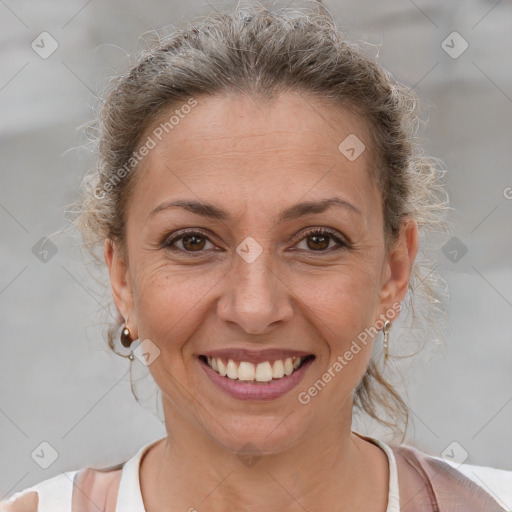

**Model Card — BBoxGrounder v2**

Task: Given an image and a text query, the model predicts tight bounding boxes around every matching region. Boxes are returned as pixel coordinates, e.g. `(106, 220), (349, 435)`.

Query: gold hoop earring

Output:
(383, 320), (392, 361)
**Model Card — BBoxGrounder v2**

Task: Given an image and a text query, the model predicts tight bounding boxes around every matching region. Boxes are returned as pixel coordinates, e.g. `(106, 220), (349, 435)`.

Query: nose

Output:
(217, 249), (294, 335)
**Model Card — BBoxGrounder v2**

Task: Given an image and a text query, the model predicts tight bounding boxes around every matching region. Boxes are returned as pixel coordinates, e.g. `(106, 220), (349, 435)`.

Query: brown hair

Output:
(74, 0), (449, 439)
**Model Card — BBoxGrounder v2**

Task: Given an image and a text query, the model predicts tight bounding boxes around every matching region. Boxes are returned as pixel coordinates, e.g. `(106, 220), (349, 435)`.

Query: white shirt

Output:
(2, 434), (510, 511)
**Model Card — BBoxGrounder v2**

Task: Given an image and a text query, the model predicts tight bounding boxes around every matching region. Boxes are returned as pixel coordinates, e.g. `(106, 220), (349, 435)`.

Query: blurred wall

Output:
(1, 0), (511, 500)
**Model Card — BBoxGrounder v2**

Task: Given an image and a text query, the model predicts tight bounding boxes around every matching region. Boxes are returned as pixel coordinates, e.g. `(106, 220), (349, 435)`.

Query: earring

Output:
(121, 326), (133, 348)
(383, 320), (392, 361)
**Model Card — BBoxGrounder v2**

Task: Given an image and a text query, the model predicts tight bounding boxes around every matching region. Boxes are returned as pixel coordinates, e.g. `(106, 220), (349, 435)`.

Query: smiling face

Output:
(105, 91), (417, 454)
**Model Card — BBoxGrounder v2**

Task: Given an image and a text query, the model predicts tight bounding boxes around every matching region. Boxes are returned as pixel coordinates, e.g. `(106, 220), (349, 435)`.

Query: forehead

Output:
(130, 91), (379, 220)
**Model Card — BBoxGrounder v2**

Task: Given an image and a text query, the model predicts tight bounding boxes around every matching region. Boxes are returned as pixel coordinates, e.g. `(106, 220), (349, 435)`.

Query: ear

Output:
(104, 239), (138, 339)
(377, 217), (419, 319)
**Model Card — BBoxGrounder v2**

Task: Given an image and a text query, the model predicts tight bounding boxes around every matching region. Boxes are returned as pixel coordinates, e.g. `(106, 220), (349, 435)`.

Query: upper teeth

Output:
(206, 356), (303, 382)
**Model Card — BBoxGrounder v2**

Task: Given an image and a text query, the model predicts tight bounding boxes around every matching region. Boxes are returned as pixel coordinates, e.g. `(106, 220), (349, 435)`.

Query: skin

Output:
(105, 91), (418, 511)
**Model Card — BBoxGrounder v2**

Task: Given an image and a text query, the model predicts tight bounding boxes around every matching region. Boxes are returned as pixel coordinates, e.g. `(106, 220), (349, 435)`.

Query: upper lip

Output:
(199, 348), (314, 365)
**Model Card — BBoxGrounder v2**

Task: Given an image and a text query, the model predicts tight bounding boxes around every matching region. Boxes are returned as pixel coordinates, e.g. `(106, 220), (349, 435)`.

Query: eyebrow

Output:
(149, 197), (361, 222)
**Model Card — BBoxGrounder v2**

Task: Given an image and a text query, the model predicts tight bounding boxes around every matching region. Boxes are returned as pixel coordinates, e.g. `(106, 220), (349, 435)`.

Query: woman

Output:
(2, 2), (510, 511)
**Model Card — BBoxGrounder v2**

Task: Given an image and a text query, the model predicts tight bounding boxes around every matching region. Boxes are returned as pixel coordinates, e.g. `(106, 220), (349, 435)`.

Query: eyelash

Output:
(162, 227), (349, 255)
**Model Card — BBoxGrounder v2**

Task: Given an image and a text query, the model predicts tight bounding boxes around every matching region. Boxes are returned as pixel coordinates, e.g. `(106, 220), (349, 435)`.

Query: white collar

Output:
(115, 436), (166, 512)
(114, 432), (399, 512)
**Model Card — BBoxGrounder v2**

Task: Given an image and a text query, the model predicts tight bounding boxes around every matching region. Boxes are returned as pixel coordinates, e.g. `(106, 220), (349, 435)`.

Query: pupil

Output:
(309, 234), (328, 250)
(183, 235), (205, 251)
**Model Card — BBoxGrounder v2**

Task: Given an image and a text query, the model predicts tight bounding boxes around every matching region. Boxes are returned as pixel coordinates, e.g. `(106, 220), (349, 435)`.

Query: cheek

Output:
(129, 266), (211, 394)
(282, 266), (381, 414)
(131, 260), (222, 350)
(297, 261), (382, 364)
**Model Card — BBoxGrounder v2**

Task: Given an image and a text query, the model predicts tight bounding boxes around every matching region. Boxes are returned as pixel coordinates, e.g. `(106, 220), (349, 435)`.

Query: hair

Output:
(73, 0), (449, 440)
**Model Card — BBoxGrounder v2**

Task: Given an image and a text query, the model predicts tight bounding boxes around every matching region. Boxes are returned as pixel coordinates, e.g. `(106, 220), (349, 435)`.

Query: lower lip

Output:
(199, 357), (314, 401)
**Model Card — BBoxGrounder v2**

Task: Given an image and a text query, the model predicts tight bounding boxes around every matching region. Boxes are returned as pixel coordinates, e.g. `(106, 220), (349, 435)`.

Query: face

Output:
(105, 92), (418, 454)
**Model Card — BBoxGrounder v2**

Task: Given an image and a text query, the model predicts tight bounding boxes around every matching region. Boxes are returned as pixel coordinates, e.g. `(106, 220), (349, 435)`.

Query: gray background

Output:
(1, 0), (511, 501)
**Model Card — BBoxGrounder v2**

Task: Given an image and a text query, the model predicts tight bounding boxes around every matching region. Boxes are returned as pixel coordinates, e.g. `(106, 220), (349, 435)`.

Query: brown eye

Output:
(295, 228), (347, 253)
(181, 234), (207, 251)
(163, 230), (215, 253)
(306, 233), (330, 251)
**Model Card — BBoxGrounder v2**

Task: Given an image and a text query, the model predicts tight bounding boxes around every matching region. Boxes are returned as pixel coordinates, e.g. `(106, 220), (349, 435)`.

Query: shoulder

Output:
(72, 465), (123, 511)
(0, 465), (123, 512)
(452, 459), (512, 503)
(392, 443), (511, 511)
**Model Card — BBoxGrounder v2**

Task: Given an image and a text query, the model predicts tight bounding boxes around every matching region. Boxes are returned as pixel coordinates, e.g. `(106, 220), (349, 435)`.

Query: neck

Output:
(140, 404), (389, 511)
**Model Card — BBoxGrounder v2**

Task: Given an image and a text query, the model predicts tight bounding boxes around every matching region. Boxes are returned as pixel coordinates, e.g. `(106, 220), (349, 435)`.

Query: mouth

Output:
(197, 351), (316, 401)
(198, 354), (315, 382)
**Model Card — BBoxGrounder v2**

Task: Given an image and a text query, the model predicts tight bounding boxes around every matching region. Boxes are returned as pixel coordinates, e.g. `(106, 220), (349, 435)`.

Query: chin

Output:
(204, 412), (309, 456)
